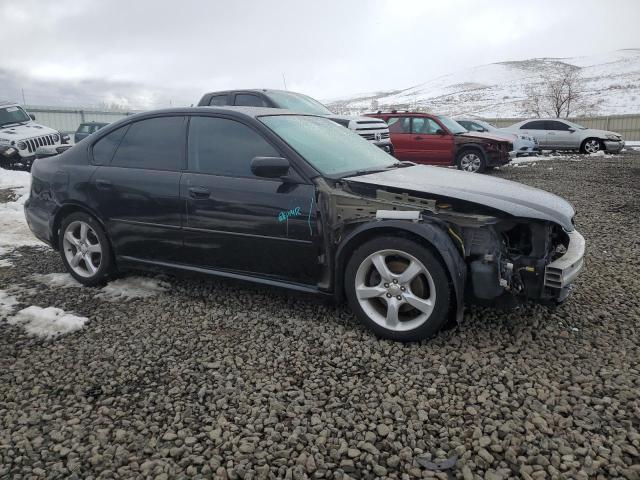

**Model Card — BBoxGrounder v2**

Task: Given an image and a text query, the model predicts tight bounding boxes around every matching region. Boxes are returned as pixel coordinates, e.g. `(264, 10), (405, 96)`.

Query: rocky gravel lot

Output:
(1, 154), (639, 480)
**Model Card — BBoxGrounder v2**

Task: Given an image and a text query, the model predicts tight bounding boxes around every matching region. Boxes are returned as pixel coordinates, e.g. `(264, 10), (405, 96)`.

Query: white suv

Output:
(0, 101), (64, 169)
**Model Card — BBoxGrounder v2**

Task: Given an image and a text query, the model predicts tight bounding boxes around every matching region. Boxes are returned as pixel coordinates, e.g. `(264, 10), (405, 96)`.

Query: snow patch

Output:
(95, 276), (170, 301)
(589, 150), (605, 157)
(0, 169), (44, 253)
(32, 273), (82, 289)
(0, 258), (13, 268)
(7, 306), (88, 339)
(0, 290), (20, 317)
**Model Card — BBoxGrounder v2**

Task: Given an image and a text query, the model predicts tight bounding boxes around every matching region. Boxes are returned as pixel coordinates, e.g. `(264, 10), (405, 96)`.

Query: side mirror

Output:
(435, 129), (446, 135)
(568, 128), (575, 133)
(29, 114), (36, 121)
(251, 156), (290, 178)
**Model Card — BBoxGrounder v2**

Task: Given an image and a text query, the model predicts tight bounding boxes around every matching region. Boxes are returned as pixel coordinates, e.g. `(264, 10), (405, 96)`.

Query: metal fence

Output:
(20, 106), (640, 141)
(24, 105), (139, 134)
(483, 114), (640, 141)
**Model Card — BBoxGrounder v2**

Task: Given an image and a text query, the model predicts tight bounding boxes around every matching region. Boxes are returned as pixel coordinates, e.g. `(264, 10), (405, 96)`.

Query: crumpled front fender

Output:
(334, 219), (467, 323)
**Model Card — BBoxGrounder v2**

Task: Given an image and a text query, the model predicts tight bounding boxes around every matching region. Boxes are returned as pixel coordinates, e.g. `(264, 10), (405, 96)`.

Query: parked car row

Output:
(25, 92), (587, 341)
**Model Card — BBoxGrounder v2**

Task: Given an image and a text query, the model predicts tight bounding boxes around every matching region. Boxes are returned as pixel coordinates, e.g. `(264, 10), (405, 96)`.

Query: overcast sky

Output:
(2, 0), (639, 108)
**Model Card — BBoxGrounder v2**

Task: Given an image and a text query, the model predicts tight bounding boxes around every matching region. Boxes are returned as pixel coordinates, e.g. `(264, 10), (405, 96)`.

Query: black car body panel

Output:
(25, 106), (584, 325)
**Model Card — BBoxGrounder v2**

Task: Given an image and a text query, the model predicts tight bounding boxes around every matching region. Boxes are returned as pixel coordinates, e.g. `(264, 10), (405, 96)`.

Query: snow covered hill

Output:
(326, 49), (640, 118)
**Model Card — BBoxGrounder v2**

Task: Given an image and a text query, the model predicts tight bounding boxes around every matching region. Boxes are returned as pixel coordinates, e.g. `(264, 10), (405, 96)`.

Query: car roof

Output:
(203, 88), (293, 97)
(109, 106), (323, 124)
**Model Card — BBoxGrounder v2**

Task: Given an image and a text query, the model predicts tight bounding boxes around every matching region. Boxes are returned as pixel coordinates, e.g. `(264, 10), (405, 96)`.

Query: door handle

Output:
(414, 136), (424, 140)
(95, 179), (112, 189)
(188, 186), (211, 199)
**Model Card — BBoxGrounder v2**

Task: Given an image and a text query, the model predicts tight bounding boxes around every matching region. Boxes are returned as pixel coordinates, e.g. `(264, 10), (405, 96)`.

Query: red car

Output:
(366, 112), (512, 173)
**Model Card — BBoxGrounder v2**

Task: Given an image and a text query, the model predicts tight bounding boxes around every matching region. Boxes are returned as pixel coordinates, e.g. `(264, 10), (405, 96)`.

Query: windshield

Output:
(267, 91), (333, 116)
(437, 115), (467, 134)
(260, 115), (397, 176)
(0, 105), (31, 127)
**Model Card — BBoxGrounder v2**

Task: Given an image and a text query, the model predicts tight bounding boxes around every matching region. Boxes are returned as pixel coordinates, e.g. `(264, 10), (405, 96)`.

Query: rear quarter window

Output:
(92, 126), (128, 165)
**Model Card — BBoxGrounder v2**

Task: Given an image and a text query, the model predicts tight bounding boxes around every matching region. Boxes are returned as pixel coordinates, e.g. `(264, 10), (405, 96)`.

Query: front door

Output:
(181, 115), (319, 284)
(88, 116), (186, 262)
(545, 120), (575, 148)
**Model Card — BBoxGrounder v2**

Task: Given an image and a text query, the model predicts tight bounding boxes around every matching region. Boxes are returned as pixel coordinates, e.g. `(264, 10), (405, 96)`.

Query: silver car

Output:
(504, 119), (624, 154)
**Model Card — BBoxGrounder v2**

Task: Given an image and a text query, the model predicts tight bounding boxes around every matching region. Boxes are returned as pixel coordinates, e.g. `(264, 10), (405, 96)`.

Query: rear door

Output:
(385, 116), (413, 161)
(545, 120), (575, 148)
(518, 120), (548, 147)
(409, 117), (454, 164)
(89, 116), (186, 262)
(181, 115), (319, 284)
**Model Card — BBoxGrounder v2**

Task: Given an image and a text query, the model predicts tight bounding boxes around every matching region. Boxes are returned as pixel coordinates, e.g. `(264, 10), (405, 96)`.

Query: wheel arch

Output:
(334, 220), (467, 322)
(51, 202), (110, 250)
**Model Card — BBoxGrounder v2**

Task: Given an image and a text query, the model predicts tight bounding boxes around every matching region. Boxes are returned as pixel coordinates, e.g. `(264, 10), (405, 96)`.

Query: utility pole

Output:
(282, 73), (287, 90)
(21, 88), (26, 105)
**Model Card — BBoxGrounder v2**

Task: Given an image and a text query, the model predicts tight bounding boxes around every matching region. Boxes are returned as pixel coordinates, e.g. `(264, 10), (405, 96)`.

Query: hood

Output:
(346, 165), (575, 231)
(0, 122), (59, 140)
(586, 128), (622, 138)
(459, 131), (511, 143)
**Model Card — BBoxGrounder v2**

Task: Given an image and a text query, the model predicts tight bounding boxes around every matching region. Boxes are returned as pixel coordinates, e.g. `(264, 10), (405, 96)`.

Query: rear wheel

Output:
(345, 236), (451, 342)
(456, 149), (486, 173)
(58, 212), (115, 286)
(581, 138), (602, 154)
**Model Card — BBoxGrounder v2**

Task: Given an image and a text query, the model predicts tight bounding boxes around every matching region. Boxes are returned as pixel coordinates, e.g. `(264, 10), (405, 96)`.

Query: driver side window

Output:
(387, 116), (411, 134)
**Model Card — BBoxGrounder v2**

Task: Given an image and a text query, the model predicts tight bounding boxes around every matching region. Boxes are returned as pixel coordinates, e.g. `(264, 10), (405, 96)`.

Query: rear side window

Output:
(521, 120), (546, 130)
(111, 117), (185, 171)
(411, 117), (443, 134)
(387, 117), (411, 134)
(188, 116), (278, 177)
(92, 126), (128, 165)
(208, 95), (228, 106)
(234, 94), (268, 107)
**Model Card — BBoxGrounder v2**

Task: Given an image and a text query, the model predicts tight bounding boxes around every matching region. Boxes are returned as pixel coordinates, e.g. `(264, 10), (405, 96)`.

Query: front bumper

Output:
(0, 146), (35, 169)
(544, 230), (585, 289)
(371, 139), (394, 155)
(604, 140), (624, 152)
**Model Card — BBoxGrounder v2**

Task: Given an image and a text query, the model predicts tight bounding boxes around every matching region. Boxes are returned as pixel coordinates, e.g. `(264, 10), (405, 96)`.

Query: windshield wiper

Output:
(341, 163), (404, 178)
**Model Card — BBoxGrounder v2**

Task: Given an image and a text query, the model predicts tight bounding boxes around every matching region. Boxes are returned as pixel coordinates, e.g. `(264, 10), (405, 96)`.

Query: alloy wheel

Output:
(584, 139), (600, 154)
(354, 249), (436, 332)
(460, 153), (482, 172)
(62, 220), (102, 277)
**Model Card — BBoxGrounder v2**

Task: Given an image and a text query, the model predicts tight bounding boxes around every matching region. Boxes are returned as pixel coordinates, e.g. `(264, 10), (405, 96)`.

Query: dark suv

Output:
(198, 89), (394, 154)
(25, 107), (584, 341)
(366, 112), (512, 173)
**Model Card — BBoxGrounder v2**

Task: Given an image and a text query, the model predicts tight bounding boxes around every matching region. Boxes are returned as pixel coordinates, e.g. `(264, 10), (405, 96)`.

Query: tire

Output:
(456, 148), (486, 173)
(345, 236), (451, 342)
(580, 138), (603, 154)
(58, 212), (115, 286)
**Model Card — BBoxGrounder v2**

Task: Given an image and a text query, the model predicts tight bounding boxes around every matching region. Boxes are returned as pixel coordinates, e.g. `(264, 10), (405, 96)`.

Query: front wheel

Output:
(345, 237), (451, 342)
(456, 149), (486, 173)
(581, 138), (602, 154)
(58, 212), (115, 286)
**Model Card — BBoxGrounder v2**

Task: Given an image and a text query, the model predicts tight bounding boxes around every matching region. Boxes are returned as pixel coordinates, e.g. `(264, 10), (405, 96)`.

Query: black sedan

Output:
(25, 107), (585, 341)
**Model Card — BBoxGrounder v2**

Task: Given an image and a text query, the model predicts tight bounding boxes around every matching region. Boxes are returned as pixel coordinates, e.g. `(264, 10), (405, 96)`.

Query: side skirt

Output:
(117, 255), (331, 296)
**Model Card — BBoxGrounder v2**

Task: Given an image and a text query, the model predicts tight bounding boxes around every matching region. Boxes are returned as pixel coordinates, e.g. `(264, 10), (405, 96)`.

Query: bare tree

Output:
(521, 67), (584, 118)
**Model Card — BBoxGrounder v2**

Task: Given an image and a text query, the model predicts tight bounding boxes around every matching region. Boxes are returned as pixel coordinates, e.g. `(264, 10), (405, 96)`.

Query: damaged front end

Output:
(315, 173), (584, 320)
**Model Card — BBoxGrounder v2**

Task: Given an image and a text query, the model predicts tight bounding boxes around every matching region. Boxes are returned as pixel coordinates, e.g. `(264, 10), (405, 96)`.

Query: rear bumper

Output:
(604, 140), (624, 152)
(24, 200), (55, 248)
(544, 230), (585, 289)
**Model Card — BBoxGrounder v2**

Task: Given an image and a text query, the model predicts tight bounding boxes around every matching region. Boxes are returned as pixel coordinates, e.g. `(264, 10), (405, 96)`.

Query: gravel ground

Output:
(1, 154), (639, 480)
